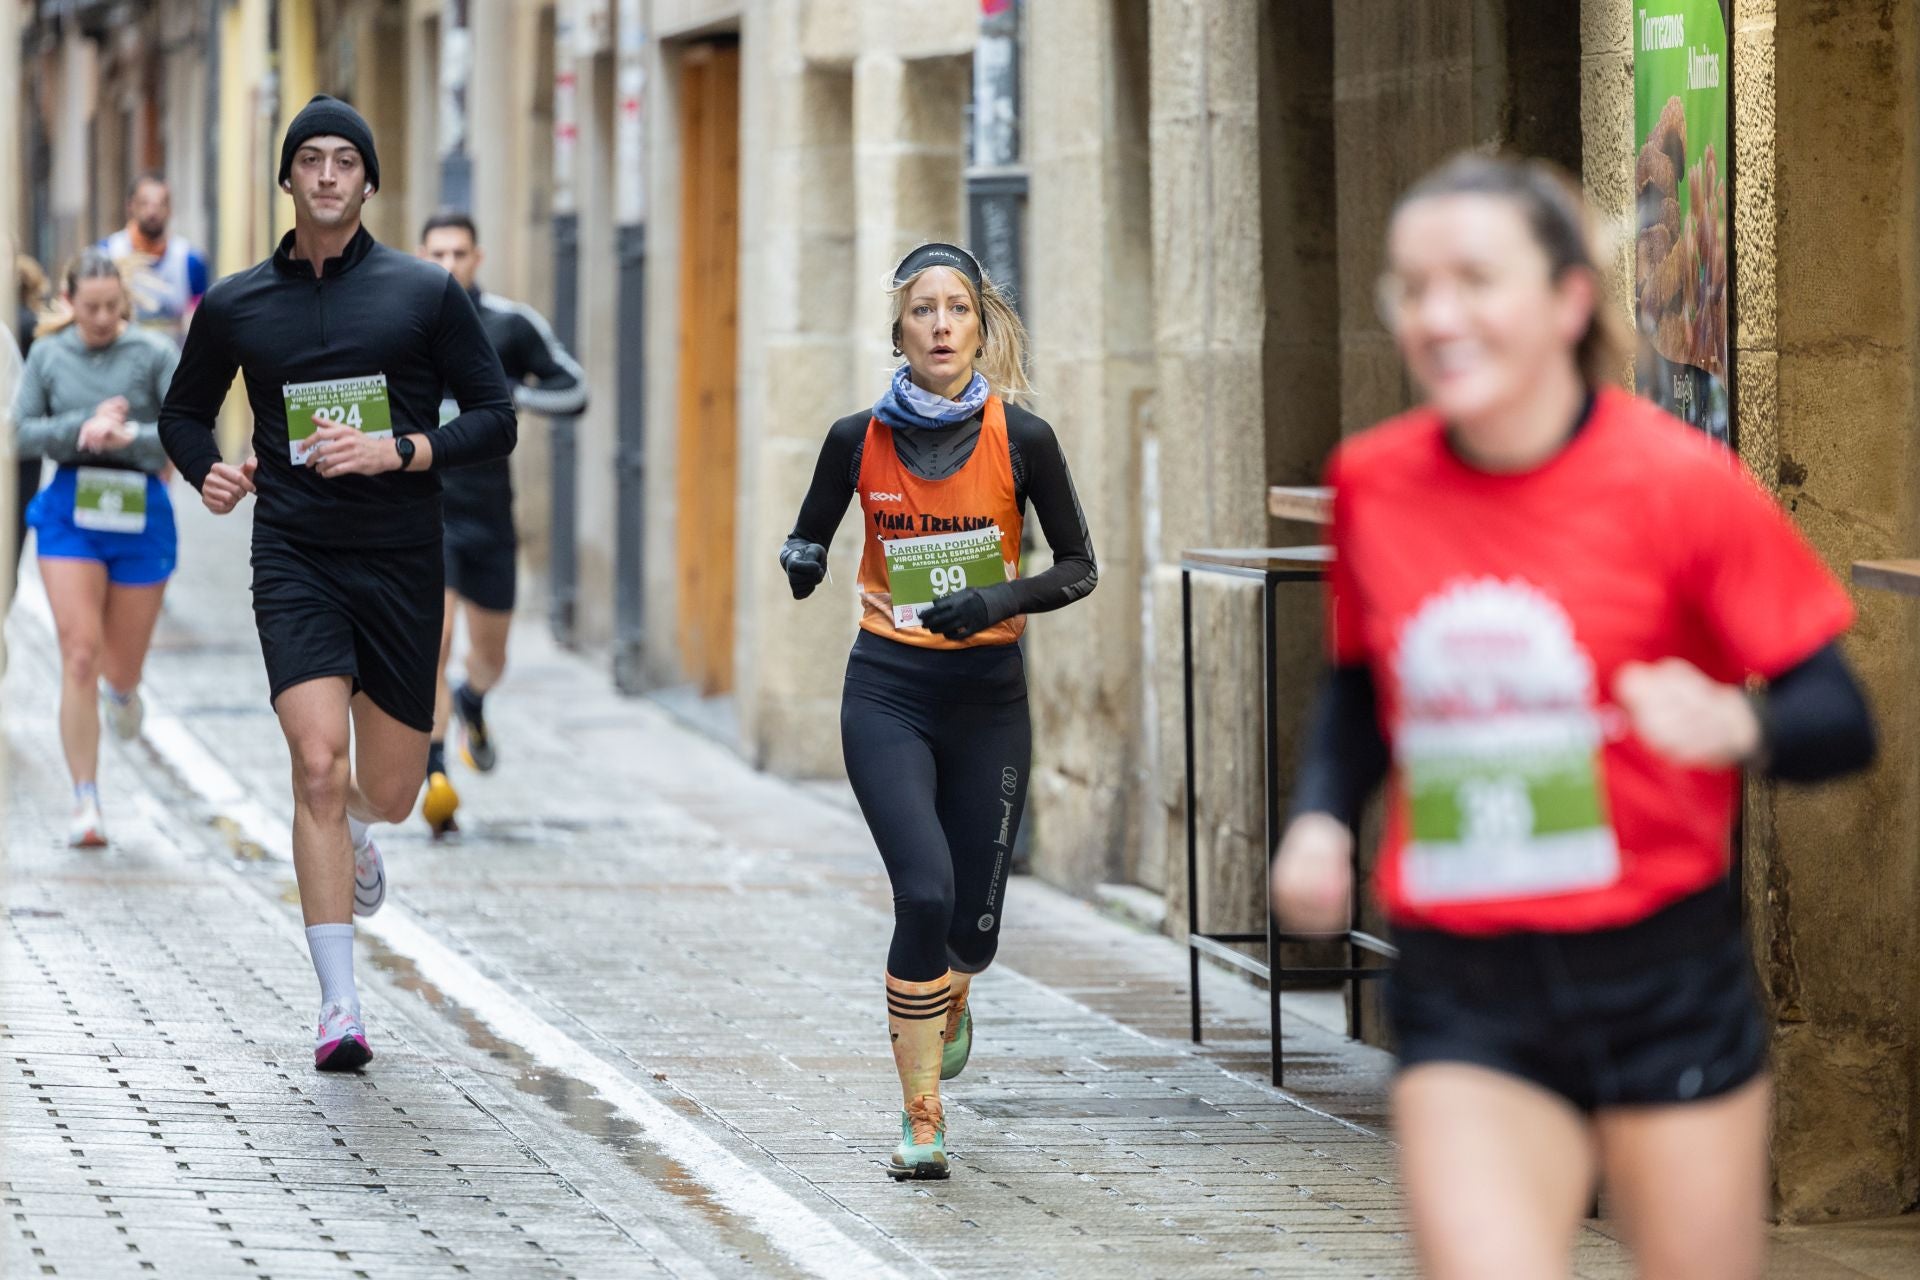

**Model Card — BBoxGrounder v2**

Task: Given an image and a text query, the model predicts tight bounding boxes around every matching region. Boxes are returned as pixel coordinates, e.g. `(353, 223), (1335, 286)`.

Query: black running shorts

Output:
(250, 525), (444, 733)
(1386, 882), (1769, 1112)
(443, 535), (517, 613)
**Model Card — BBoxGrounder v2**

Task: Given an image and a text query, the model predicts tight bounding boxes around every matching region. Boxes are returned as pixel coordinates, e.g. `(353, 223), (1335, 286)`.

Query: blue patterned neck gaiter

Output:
(873, 365), (990, 431)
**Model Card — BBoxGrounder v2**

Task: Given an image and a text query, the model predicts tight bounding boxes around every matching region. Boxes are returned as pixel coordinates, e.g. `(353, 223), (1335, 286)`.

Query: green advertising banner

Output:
(1634, 0), (1730, 442)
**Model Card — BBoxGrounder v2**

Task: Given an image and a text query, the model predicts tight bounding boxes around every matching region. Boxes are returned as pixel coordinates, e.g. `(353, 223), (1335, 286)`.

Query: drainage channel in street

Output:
(139, 705), (915, 1280)
(362, 938), (801, 1280)
(8, 594), (918, 1280)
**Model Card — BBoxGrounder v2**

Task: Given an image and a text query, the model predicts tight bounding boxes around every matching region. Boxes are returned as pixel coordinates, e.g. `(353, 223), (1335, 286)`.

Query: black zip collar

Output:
(272, 225), (376, 280)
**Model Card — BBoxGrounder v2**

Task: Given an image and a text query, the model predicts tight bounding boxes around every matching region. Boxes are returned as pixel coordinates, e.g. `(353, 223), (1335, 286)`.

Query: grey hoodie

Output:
(12, 324), (178, 473)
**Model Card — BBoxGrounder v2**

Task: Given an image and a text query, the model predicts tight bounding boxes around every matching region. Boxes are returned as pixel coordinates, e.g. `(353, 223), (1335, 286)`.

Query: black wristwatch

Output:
(394, 435), (417, 471)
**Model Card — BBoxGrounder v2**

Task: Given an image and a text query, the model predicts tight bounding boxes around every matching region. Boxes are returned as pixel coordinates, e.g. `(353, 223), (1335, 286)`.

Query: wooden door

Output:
(673, 41), (741, 695)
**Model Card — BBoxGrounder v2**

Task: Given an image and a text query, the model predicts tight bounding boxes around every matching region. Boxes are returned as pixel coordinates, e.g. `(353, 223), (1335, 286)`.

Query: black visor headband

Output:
(892, 242), (984, 292)
(892, 243), (989, 341)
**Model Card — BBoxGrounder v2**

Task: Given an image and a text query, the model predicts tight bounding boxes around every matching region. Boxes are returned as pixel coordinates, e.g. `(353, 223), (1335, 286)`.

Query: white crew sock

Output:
(305, 924), (359, 1012)
(346, 814), (371, 852)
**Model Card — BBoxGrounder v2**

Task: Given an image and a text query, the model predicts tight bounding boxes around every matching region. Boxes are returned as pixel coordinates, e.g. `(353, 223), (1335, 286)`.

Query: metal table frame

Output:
(1179, 547), (1396, 1087)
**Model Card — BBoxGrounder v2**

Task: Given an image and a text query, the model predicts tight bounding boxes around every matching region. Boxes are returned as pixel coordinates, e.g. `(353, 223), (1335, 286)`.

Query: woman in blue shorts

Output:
(15, 250), (181, 846)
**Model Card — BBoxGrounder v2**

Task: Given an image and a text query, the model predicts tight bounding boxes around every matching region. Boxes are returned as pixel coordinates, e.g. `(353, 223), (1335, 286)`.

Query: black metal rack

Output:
(1179, 547), (1396, 1087)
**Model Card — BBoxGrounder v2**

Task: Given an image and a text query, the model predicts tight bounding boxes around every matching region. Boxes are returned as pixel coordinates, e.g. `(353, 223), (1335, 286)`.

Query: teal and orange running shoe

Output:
(887, 1095), (949, 1180)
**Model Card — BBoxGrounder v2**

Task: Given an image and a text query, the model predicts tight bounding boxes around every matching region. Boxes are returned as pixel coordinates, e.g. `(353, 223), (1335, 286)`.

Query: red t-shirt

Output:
(1327, 387), (1854, 934)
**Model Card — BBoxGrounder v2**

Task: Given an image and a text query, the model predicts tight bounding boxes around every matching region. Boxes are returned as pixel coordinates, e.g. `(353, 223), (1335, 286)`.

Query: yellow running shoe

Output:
(422, 770), (460, 837)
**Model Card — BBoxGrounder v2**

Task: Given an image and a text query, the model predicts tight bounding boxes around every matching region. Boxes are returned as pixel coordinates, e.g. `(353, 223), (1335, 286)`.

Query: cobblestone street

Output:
(5, 499), (1915, 1278)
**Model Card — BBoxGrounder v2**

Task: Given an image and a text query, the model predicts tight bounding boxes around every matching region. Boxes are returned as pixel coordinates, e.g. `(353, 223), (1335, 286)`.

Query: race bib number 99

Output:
(883, 527), (1008, 629)
(283, 374), (394, 465)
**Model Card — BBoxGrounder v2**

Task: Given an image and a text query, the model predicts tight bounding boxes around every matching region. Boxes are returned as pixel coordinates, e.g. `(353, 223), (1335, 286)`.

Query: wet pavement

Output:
(5, 493), (1914, 1279)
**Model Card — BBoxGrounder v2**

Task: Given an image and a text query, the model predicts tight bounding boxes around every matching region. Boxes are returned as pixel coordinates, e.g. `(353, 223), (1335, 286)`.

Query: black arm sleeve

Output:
(157, 289), (238, 490)
(781, 413), (867, 563)
(985, 407), (1098, 621)
(427, 276), (518, 470)
(1289, 664), (1392, 832)
(507, 309), (589, 416)
(1758, 641), (1877, 782)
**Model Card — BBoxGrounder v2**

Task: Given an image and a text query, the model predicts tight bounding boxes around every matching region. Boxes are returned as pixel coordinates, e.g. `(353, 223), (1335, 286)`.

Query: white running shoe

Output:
(100, 682), (144, 740)
(352, 833), (387, 917)
(68, 796), (107, 848)
(314, 1000), (372, 1072)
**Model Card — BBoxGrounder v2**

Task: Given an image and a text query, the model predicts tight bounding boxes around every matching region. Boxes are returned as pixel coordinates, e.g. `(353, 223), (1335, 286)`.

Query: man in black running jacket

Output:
(413, 210), (588, 835)
(158, 96), (515, 1073)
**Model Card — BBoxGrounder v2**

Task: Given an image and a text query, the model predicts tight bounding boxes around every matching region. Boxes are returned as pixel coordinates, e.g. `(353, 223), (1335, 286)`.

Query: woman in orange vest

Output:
(782, 243), (1098, 1180)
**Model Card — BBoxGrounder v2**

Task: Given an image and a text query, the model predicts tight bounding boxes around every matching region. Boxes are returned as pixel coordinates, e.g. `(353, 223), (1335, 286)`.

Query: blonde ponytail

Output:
(972, 276), (1033, 402)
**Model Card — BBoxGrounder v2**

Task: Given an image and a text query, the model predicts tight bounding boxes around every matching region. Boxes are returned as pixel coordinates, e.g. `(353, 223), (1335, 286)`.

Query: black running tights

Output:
(841, 671), (1031, 983)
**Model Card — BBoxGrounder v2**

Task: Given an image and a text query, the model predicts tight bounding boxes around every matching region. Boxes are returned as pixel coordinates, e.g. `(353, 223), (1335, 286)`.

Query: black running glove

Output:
(781, 540), (828, 599)
(920, 587), (994, 640)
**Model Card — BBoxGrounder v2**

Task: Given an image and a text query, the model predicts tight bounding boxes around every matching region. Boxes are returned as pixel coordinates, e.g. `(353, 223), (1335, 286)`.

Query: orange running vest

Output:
(855, 395), (1026, 650)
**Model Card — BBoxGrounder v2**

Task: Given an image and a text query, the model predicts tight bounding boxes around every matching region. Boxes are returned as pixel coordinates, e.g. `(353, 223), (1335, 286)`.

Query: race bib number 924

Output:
(282, 374), (394, 465)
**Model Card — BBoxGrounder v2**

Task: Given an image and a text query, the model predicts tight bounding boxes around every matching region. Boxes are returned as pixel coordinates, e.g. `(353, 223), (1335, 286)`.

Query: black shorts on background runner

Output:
(1385, 881), (1768, 1111)
(251, 526), (444, 732)
(444, 536), (516, 612)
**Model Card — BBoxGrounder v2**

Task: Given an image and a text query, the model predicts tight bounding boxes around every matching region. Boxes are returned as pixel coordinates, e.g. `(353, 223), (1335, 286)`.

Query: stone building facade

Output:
(9, 0), (1917, 1220)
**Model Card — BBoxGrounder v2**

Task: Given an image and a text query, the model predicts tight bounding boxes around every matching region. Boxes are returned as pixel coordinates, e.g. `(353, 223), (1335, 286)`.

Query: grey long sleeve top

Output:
(12, 325), (179, 473)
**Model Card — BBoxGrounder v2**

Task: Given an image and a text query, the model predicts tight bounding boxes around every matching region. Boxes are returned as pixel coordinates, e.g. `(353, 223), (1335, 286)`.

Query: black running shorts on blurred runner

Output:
(249, 525), (445, 733)
(1385, 881), (1768, 1111)
(443, 537), (516, 613)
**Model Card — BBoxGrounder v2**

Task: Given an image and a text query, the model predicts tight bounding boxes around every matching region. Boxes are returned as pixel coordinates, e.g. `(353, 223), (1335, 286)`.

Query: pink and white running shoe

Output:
(315, 1001), (372, 1072)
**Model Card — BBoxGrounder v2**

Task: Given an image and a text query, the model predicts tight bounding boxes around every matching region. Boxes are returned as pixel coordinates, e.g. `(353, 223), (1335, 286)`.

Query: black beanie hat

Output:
(279, 95), (380, 193)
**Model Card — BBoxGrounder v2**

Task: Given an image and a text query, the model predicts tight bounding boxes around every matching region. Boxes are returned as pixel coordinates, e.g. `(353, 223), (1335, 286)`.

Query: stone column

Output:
(734, 1), (969, 773)
(0, 0), (16, 247)
(572, 34), (621, 646)
(467, 0), (533, 296)
(1752, 0), (1920, 1221)
(850, 50), (969, 378)
(1022, 0), (1156, 892)
(1580, 0), (1637, 380)
(734, 0), (864, 773)
(0, 0), (15, 588)
(1587, 0), (1920, 1220)
(1145, 0), (1275, 936)
(403, 0), (443, 254)
(348, 0), (414, 251)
